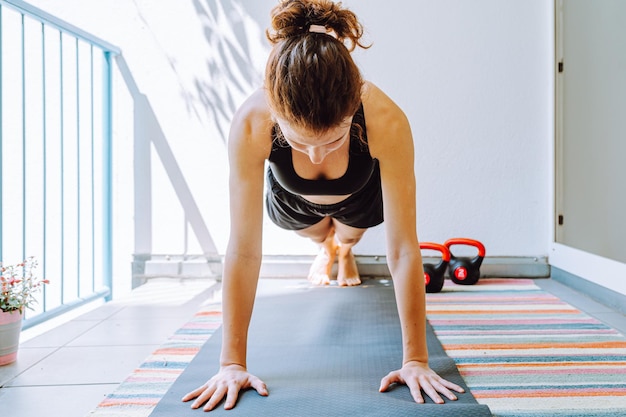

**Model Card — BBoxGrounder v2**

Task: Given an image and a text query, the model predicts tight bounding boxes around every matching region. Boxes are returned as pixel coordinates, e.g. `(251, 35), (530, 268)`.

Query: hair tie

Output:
(309, 24), (328, 34)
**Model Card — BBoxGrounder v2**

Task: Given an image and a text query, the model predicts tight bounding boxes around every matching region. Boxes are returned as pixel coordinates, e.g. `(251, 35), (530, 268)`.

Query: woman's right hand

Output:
(181, 364), (268, 411)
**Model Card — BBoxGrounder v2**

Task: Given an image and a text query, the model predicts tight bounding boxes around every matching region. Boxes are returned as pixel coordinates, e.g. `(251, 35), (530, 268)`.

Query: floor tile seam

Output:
(73, 305), (127, 321)
(2, 382), (121, 389)
(24, 316), (117, 349)
(74, 284), (214, 320)
(101, 297), (219, 320)
(56, 305), (201, 348)
(62, 318), (114, 347)
(60, 343), (163, 349)
(0, 345), (66, 388)
(90, 315), (198, 321)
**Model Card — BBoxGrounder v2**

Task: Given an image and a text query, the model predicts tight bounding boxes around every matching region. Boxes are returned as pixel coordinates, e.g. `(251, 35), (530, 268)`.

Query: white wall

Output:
(348, 0), (554, 257)
(24, 0), (553, 264)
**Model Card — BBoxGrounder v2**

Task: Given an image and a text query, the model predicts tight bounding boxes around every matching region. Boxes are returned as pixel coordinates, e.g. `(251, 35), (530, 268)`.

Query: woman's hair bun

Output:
(266, 0), (369, 51)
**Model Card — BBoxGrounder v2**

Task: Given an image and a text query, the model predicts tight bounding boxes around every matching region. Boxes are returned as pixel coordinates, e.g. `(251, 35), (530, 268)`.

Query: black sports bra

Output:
(268, 104), (378, 196)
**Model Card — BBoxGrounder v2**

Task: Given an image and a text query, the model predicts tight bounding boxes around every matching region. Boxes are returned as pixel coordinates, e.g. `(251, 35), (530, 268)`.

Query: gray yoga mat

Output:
(150, 279), (492, 416)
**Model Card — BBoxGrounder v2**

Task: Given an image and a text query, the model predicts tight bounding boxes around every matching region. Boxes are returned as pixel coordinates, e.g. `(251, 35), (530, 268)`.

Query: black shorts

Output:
(265, 164), (384, 231)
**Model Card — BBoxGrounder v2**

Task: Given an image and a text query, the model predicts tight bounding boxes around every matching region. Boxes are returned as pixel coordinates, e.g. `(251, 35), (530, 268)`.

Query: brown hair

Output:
(265, 0), (369, 134)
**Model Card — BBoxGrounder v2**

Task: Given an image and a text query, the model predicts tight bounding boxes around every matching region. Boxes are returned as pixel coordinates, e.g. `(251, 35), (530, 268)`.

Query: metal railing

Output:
(0, 0), (120, 329)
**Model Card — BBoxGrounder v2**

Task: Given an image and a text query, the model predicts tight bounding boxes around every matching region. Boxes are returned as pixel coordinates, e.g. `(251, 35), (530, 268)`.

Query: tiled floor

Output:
(0, 278), (220, 417)
(0, 276), (625, 417)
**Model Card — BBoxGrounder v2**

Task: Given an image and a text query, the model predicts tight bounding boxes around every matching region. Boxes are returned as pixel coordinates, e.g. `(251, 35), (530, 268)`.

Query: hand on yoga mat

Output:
(379, 360), (465, 404)
(181, 364), (268, 411)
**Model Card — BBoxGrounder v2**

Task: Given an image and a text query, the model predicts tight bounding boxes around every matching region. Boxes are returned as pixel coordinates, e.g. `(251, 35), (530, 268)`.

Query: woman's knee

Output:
(295, 217), (333, 243)
(333, 221), (367, 247)
(335, 235), (363, 247)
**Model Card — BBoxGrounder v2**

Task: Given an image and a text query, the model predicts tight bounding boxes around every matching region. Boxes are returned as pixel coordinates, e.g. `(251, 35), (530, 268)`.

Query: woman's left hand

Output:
(379, 360), (465, 404)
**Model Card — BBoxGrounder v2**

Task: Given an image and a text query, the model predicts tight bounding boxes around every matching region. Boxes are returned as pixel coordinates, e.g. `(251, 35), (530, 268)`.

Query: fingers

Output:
(192, 384), (220, 411)
(408, 383), (426, 404)
(380, 366), (466, 405)
(431, 381), (457, 402)
(182, 374), (269, 411)
(441, 378), (465, 394)
(181, 384), (207, 403)
(413, 375), (467, 404)
(378, 371), (400, 393)
(189, 382), (241, 412)
(414, 377), (444, 404)
(250, 376), (269, 397)
(223, 384), (240, 410)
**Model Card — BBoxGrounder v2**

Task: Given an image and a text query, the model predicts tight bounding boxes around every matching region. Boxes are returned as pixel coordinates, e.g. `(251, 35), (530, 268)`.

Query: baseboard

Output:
(551, 266), (626, 316)
(132, 254), (222, 288)
(132, 254), (550, 286)
(259, 255), (550, 279)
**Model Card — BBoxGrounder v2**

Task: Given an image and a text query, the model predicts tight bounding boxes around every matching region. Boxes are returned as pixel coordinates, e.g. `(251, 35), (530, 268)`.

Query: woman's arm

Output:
(183, 90), (272, 411)
(220, 92), (270, 370)
(364, 82), (464, 403)
(365, 83), (426, 364)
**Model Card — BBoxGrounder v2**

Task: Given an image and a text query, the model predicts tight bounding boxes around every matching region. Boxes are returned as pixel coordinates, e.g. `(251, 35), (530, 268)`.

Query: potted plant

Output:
(0, 257), (48, 365)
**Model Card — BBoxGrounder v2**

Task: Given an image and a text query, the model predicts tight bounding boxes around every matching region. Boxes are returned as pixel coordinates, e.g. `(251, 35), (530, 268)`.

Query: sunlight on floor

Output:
(114, 277), (218, 305)
(20, 278), (219, 343)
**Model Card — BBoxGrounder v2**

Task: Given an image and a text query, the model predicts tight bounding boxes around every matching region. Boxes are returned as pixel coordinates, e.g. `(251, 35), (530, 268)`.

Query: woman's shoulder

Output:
(362, 81), (408, 124)
(232, 89), (273, 131)
(361, 81), (410, 146)
(229, 89), (274, 157)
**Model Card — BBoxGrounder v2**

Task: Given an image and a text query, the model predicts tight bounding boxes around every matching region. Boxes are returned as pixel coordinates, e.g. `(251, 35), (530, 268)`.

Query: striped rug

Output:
(88, 278), (626, 417)
(426, 278), (626, 417)
(87, 304), (223, 417)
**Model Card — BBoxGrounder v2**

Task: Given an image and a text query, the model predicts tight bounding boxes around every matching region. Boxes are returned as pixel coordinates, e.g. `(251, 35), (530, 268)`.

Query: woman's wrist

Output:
(219, 361), (247, 370)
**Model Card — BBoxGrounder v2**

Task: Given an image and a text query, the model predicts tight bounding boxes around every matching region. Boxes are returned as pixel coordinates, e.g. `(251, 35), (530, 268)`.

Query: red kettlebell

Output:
(443, 238), (486, 285)
(419, 242), (450, 293)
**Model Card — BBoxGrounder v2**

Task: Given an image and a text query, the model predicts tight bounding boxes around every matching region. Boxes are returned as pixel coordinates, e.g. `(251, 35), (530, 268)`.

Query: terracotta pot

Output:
(0, 310), (24, 366)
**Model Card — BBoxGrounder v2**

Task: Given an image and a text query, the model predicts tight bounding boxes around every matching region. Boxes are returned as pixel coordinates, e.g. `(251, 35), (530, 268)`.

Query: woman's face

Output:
(276, 118), (352, 164)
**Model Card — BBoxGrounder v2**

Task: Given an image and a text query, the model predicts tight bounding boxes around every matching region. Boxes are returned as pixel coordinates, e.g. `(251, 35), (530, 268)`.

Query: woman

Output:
(183, 0), (464, 411)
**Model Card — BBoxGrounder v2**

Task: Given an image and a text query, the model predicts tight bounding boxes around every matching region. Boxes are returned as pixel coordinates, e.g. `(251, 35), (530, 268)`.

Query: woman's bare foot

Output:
(307, 247), (337, 285)
(337, 249), (361, 287)
(307, 228), (339, 286)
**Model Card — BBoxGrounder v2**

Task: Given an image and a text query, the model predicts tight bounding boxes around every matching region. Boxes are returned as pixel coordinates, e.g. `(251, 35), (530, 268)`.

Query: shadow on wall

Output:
(188, 0), (269, 141)
(129, 0), (268, 142)
(121, 0), (271, 281)
(116, 55), (222, 276)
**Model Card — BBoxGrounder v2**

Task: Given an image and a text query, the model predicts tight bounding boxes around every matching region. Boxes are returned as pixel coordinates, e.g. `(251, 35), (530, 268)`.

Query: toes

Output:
(348, 277), (362, 286)
(307, 249), (335, 285)
(337, 276), (361, 287)
(308, 273), (330, 286)
(337, 252), (361, 287)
